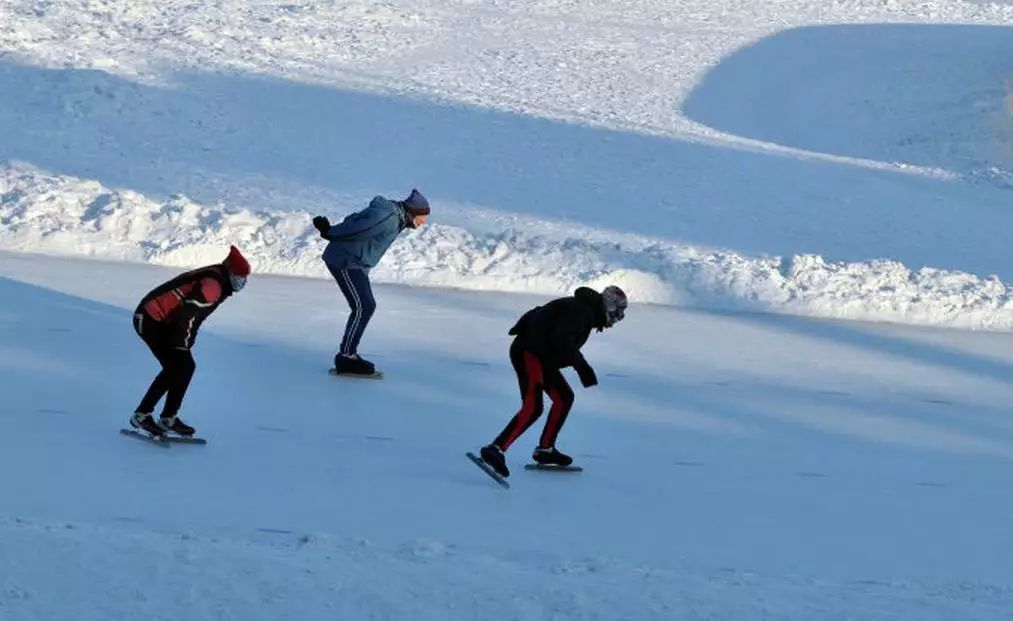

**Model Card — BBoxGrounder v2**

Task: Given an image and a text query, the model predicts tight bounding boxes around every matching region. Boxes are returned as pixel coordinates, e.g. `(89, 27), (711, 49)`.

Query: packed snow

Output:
(2, 1), (1013, 328)
(3, 0), (1013, 619)
(7, 163), (1013, 329)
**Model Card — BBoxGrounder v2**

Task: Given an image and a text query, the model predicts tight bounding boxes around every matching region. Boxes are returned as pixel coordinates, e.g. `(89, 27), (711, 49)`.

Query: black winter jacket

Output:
(508, 287), (607, 373)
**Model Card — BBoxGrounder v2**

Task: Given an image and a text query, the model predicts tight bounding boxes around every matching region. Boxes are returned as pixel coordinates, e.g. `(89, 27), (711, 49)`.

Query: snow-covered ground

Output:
(3, 252), (1013, 620)
(4, 0), (1013, 618)
(3, 1), (1013, 327)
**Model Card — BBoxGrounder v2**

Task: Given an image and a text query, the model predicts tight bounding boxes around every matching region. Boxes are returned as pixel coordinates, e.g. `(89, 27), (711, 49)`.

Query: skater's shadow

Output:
(594, 319), (1013, 461)
(725, 308), (1013, 388)
(588, 365), (1013, 467)
(0, 275), (254, 422)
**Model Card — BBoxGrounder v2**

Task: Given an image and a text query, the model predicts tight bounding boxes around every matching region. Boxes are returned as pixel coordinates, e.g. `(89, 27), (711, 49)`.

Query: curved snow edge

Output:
(3, 165), (1013, 331)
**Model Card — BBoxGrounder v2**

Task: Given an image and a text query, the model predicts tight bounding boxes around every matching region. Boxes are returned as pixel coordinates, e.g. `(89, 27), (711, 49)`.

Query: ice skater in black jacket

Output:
(479, 285), (628, 477)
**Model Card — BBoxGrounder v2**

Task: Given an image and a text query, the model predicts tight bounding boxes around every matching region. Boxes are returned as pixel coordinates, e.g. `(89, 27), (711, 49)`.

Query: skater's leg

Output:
(493, 344), (545, 451)
(343, 269), (375, 355)
(133, 312), (171, 414)
(539, 371), (574, 449)
(160, 348), (196, 419)
(328, 265), (376, 356)
(327, 264), (359, 354)
(136, 371), (170, 414)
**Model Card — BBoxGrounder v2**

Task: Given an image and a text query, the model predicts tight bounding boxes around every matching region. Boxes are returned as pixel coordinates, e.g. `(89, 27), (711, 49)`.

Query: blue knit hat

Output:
(403, 188), (430, 216)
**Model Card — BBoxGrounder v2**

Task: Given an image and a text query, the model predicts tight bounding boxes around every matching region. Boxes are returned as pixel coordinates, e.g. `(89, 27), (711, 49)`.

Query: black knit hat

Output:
(403, 188), (430, 216)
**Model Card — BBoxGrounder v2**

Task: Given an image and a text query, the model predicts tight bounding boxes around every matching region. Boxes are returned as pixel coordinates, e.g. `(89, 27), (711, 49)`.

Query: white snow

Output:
(3, 0), (1013, 618)
(2, 2), (1013, 328)
(7, 163), (1013, 329)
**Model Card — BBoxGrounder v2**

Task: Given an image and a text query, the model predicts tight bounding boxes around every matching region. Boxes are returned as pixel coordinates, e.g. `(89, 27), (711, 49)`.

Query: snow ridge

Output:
(5, 164), (1013, 330)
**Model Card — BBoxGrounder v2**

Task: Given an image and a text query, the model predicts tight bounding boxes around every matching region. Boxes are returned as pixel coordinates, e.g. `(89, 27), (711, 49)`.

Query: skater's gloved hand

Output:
(312, 216), (331, 239)
(575, 361), (598, 388)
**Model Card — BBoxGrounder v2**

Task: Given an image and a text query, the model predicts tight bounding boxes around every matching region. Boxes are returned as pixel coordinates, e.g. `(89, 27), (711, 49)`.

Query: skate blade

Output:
(119, 428), (170, 448)
(466, 452), (510, 489)
(120, 429), (206, 446)
(524, 464), (583, 472)
(164, 434), (207, 445)
(328, 368), (384, 380)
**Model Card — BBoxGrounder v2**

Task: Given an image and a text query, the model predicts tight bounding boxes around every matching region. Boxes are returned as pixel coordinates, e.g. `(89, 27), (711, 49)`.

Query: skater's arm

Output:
(572, 353), (598, 387)
(326, 199), (398, 241)
(556, 329), (597, 387)
(547, 310), (598, 387)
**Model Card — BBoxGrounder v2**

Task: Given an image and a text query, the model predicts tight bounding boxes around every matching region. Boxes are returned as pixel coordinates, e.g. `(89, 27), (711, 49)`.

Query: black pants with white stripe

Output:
(326, 265), (376, 357)
(133, 312), (196, 419)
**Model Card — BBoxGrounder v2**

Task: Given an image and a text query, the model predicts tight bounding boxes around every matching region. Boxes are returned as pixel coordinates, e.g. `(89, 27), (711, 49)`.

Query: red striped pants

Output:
(493, 340), (574, 451)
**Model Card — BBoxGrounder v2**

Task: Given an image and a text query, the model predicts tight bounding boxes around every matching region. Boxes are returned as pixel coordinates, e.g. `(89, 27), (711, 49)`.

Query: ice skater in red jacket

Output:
(128, 246), (251, 438)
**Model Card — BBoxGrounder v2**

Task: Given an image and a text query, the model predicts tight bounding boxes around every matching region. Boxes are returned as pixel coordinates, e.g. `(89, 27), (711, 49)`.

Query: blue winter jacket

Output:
(322, 196), (408, 270)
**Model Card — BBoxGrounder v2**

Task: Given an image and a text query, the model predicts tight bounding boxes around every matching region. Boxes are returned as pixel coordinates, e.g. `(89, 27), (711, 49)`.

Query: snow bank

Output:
(5, 163), (1013, 330)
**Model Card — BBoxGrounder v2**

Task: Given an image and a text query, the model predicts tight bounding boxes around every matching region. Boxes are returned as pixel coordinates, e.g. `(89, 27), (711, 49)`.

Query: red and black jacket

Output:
(135, 265), (234, 350)
(508, 287), (607, 372)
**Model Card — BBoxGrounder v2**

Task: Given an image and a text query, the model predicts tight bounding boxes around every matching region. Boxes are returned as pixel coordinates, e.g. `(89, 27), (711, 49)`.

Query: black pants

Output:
(493, 339), (575, 451)
(326, 265), (376, 356)
(133, 312), (196, 419)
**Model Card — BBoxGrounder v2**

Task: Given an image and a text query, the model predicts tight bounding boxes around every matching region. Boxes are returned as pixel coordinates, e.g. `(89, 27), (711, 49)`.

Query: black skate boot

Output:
(159, 415), (195, 437)
(332, 353), (377, 376)
(480, 444), (510, 478)
(532, 446), (573, 467)
(130, 412), (166, 438)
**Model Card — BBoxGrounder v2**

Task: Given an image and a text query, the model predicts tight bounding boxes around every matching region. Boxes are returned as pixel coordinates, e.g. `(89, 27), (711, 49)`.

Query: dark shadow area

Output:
(684, 24), (1013, 173)
(713, 307), (1013, 387)
(0, 275), (231, 421)
(3, 59), (1013, 278)
(609, 367), (1013, 458)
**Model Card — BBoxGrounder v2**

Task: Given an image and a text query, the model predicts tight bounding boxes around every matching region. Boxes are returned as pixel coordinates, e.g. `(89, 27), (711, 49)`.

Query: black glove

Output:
(575, 361), (598, 388)
(312, 216), (331, 239)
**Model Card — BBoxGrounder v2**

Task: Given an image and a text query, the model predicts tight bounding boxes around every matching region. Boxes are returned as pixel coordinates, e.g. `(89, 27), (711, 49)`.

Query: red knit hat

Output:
(224, 245), (251, 277)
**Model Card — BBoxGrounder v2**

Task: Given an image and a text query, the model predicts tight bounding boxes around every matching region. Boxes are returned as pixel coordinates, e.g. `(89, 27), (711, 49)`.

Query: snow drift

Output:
(5, 163), (1013, 330)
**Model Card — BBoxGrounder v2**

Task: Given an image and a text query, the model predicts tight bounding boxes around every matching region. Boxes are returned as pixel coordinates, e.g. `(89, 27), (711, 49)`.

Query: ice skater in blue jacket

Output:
(312, 189), (431, 376)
